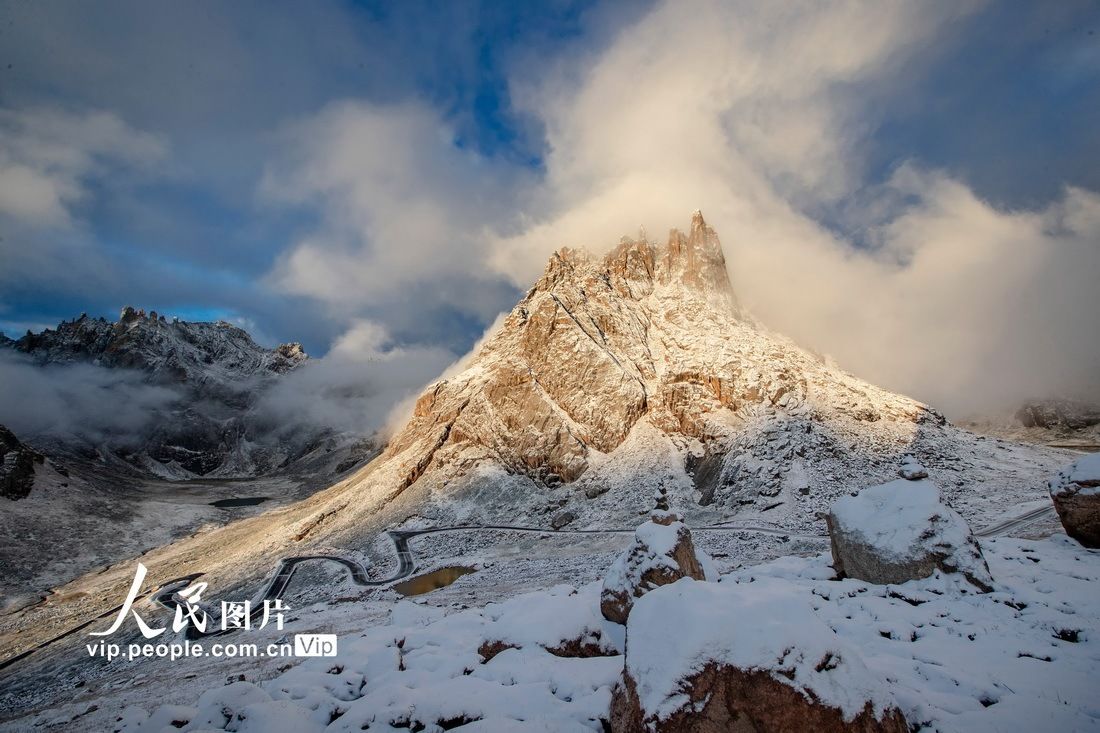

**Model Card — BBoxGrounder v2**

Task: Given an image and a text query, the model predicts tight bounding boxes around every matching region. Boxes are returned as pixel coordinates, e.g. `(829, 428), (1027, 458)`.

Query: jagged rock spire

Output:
(537, 211), (738, 312)
(661, 209), (733, 292)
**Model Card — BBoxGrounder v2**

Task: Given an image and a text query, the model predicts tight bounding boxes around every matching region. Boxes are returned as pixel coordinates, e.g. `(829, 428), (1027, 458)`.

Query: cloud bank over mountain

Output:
(266, 0), (1100, 415)
(1, 0), (1097, 420)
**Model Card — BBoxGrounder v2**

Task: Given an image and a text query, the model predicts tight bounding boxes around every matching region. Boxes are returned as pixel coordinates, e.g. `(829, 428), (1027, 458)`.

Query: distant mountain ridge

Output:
(0, 307), (368, 479)
(3, 306), (306, 389)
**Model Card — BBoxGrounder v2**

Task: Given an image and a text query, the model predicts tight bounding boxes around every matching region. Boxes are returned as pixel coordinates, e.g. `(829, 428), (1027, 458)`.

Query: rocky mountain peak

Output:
(348, 212), (934, 521)
(536, 210), (737, 307)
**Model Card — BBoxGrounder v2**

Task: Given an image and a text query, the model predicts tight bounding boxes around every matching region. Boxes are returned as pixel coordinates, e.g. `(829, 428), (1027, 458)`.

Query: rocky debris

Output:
(585, 483), (610, 499)
(600, 511), (713, 624)
(1017, 399), (1100, 430)
(827, 479), (993, 592)
(686, 450), (729, 506)
(550, 510), (577, 530)
(477, 639), (518, 663)
(610, 578), (909, 733)
(1048, 453), (1100, 548)
(0, 424), (44, 500)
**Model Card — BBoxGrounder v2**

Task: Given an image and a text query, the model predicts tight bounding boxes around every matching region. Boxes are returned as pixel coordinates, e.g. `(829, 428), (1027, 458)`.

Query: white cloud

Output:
(0, 107), (168, 298)
(0, 107), (165, 228)
(258, 0), (1098, 416)
(0, 351), (179, 442)
(255, 318), (455, 439)
(261, 101), (527, 316)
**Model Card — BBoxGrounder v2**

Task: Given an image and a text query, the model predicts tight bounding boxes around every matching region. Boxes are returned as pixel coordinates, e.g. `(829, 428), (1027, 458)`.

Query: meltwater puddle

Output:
(393, 566), (477, 596)
(209, 496), (270, 508)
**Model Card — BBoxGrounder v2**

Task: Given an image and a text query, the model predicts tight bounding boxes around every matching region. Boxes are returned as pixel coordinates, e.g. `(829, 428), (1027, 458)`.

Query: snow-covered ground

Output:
(1, 491), (1095, 733)
(6, 528), (1094, 732)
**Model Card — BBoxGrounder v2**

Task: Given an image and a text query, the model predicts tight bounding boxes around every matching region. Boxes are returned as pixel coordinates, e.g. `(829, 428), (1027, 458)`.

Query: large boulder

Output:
(1017, 398), (1100, 430)
(610, 578), (908, 733)
(827, 477), (993, 592)
(0, 424), (43, 500)
(1048, 453), (1100, 548)
(600, 511), (714, 624)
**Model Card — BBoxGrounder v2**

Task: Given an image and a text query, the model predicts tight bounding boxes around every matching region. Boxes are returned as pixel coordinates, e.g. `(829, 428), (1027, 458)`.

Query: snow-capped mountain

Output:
(0, 307), (355, 479)
(314, 211), (1045, 536)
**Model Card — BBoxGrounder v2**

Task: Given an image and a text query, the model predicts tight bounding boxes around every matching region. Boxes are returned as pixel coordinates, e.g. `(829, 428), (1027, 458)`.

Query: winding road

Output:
(0, 505), (1059, 669)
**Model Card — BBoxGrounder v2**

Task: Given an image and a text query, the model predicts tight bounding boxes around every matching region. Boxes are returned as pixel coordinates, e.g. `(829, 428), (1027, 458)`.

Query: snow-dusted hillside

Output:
(0, 310), (378, 610)
(0, 303), (374, 479)
(8, 533), (1096, 732)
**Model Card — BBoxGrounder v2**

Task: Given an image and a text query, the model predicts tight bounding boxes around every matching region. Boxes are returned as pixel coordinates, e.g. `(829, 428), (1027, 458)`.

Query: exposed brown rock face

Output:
(610, 665), (909, 733)
(600, 511), (710, 624)
(477, 639), (518, 663)
(0, 425), (43, 500)
(372, 211), (853, 499)
(1050, 491), (1100, 548)
(1048, 454), (1100, 548)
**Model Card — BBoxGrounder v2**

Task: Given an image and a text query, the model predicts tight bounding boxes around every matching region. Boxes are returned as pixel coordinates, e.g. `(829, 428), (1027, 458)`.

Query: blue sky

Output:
(0, 0), (1097, 413)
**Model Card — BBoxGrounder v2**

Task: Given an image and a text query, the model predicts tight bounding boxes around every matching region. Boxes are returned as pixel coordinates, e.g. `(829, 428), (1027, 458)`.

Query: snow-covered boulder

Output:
(827, 479), (993, 592)
(1048, 452), (1100, 548)
(601, 511), (714, 624)
(610, 578), (908, 733)
(476, 583), (623, 662)
(898, 456), (928, 480)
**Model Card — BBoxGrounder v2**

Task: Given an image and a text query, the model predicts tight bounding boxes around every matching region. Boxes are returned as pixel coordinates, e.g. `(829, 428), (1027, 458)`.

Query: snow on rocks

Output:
(600, 511), (715, 624)
(106, 534), (1099, 733)
(827, 478), (994, 592)
(1048, 452), (1100, 548)
(898, 456), (929, 481)
(610, 577), (908, 733)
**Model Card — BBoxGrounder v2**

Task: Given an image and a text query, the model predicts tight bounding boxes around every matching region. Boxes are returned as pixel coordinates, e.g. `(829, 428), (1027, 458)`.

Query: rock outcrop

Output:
(1048, 453), (1100, 548)
(610, 578), (908, 733)
(898, 456), (928, 480)
(600, 510), (712, 624)
(0, 425), (43, 500)
(1017, 399), (1100, 430)
(827, 474), (993, 592)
